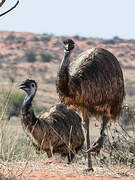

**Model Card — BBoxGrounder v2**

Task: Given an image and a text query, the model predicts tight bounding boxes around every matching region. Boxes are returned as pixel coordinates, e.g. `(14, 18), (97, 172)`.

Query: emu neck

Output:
(58, 51), (71, 96)
(22, 94), (33, 111)
(21, 93), (36, 126)
(60, 51), (71, 68)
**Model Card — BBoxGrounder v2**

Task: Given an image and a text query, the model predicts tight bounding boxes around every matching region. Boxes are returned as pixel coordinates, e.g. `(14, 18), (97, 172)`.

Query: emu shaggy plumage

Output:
(57, 47), (125, 119)
(56, 39), (125, 170)
(20, 79), (84, 163)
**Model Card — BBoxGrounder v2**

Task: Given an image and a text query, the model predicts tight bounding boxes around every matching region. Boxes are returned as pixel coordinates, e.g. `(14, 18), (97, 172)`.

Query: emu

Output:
(56, 39), (125, 170)
(20, 79), (84, 163)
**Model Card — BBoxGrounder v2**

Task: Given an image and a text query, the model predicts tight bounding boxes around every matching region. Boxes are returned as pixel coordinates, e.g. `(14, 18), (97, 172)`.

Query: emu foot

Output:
(83, 167), (94, 173)
(67, 154), (75, 164)
(87, 135), (105, 154)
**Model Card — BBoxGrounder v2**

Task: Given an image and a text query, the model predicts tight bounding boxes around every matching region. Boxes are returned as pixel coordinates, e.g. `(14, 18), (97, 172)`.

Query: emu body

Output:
(20, 79), (84, 163)
(56, 39), (125, 170)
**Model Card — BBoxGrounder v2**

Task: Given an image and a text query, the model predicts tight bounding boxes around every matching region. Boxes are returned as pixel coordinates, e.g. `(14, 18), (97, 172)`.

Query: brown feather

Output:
(21, 104), (84, 159)
(57, 47), (125, 119)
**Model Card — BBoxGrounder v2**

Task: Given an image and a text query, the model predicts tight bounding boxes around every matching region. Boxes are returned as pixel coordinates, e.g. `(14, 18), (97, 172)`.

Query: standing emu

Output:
(56, 39), (125, 170)
(20, 79), (84, 163)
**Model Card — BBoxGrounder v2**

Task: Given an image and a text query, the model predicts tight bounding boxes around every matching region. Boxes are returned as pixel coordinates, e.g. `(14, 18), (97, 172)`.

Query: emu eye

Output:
(31, 83), (35, 88)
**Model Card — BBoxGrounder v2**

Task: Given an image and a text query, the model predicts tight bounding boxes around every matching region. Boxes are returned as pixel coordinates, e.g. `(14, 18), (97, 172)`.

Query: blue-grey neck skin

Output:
(21, 83), (38, 127)
(60, 50), (71, 69)
(22, 93), (34, 112)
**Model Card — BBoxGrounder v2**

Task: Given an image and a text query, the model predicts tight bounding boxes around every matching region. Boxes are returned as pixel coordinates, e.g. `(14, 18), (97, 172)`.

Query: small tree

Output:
(5, 90), (42, 120)
(25, 49), (37, 62)
(5, 34), (16, 42)
(5, 91), (25, 120)
(40, 53), (52, 63)
(40, 36), (51, 42)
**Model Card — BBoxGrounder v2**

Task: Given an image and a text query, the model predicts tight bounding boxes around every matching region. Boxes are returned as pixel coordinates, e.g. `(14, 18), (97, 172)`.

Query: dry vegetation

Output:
(0, 111), (135, 179)
(0, 31), (135, 179)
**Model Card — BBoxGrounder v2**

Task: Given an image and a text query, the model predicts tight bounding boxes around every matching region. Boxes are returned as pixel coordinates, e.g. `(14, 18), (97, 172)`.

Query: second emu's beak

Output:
(19, 82), (26, 90)
(19, 82), (30, 94)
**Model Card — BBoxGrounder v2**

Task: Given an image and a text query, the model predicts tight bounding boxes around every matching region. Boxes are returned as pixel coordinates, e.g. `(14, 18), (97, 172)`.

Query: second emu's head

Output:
(63, 39), (75, 51)
(20, 79), (37, 97)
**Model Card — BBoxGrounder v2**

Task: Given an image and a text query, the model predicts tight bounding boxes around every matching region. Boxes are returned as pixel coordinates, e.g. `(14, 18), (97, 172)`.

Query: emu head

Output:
(63, 39), (75, 51)
(19, 79), (37, 96)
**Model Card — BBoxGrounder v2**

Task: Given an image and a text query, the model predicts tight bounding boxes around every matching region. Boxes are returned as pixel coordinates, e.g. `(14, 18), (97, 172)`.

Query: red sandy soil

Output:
(1, 161), (135, 180)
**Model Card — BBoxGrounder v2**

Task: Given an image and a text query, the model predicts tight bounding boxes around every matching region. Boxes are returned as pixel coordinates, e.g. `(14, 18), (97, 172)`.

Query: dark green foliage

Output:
(24, 49), (37, 62)
(53, 41), (62, 47)
(86, 41), (95, 45)
(39, 53), (53, 62)
(40, 36), (51, 42)
(102, 39), (116, 45)
(31, 36), (40, 42)
(5, 34), (16, 41)
(73, 35), (87, 41)
(73, 35), (80, 40)
(6, 91), (25, 120)
(5, 91), (43, 120)
(33, 105), (45, 115)
(30, 35), (51, 42)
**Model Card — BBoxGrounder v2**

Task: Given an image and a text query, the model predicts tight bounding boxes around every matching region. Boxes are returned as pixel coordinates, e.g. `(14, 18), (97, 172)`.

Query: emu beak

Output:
(19, 83), (30, 94)
(19, 83), (26, 90)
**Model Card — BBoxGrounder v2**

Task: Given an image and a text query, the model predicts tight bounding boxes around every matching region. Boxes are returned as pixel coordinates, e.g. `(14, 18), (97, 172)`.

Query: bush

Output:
(24, 49), (37, 62)
(87, 41), (95, 45)
(5, 34), (16, 41)
(40, 36), (51, 42)
(31, 36), (40, 42)
(102, 39), (116, 45)
(5, 91), (25, 120)
(4, 90), (43, 120)
(39, 53), (53, 62)
(73, 35), (80, 41)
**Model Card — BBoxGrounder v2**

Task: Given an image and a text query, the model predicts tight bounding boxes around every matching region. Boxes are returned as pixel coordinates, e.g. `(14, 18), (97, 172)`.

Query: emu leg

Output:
(85, 117), (93, 171)
(89, 116), (109, 154)
(46, 150), (53, 158)
(67, 153), (75, 164)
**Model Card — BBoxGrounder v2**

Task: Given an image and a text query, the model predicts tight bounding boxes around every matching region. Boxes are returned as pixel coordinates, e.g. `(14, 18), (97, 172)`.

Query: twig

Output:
(0, 0), (19, 17)
(0, 0), (6, 7)
(118, 121), (131, 138)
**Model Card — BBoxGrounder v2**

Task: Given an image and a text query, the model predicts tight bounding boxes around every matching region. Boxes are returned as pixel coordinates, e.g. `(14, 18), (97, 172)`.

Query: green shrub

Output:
(5, 34), (16, 41)
(31, 36), (40, 42)
(40, 36), (51, 42)
(24, 49), (37, 62)
(87, 41), (95, 45)
(39, 53), (53, 62)
(102, 39), (116, 45)
(5, 91), (25, 120)
(4, 90), (43, 120)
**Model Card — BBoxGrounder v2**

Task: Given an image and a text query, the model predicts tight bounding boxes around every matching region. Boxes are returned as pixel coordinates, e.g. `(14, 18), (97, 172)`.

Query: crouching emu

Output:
(56, 39), (125, 170)
(20, 79), (84, 163)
